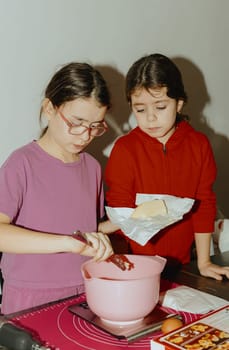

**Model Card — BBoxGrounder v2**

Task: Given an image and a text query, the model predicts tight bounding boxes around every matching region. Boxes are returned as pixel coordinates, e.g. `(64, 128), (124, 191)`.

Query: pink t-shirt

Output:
(0, 141), (105, 288)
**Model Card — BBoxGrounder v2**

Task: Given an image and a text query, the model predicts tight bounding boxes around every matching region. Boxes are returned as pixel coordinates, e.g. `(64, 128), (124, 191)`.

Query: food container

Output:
(81, 255), (166, 324)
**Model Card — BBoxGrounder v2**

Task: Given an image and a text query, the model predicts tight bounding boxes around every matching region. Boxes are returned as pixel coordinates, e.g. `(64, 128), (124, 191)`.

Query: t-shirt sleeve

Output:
(0, 155), (24, 221)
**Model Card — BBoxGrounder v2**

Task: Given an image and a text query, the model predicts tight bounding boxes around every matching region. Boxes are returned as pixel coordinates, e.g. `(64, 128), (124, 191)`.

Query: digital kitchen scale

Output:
(68, 301), (181, 342)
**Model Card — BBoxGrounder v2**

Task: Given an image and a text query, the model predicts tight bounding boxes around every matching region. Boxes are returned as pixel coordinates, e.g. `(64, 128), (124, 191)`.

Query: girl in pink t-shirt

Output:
(0, 62), (113, 313)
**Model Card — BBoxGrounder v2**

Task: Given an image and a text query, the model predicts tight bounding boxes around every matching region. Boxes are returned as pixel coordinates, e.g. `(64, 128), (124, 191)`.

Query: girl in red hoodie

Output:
(101, 53), (229, 280)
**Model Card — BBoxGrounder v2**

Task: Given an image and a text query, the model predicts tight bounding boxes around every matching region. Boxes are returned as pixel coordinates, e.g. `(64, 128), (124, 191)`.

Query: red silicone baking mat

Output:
(10, 293), (201, 350)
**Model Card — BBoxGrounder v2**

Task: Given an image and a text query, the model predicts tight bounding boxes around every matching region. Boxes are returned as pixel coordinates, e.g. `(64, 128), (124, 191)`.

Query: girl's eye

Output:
(90, 123), (102, 129)
(156, 106), (166, 110)
(136, 108), (145, 113)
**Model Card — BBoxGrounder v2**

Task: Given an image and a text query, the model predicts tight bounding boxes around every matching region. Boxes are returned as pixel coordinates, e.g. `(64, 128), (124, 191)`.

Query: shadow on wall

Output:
(86, 64), (130, 170)
(173, 57), (229, 218)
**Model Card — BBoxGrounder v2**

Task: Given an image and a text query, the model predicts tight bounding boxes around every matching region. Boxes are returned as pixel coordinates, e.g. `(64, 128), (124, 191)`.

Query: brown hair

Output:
(40, 62), (111, 135)
(126, 53), (187, 104)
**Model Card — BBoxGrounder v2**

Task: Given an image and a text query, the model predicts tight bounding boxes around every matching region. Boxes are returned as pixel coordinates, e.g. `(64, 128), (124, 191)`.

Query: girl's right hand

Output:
(71, 232), (114, 261)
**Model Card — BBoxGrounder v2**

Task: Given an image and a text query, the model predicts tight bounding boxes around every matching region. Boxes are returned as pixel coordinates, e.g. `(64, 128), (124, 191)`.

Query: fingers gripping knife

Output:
(72, 230), (134, 271)
(0, 318), (51, 350)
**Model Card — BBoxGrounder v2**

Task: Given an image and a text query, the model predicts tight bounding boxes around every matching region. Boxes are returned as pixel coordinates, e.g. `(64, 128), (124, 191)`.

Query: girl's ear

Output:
(177, 99), (184, 113)
(42, 98), (56, 120)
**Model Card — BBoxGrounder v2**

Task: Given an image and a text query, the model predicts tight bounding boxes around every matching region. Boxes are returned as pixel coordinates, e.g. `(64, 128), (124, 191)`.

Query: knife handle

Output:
(0, 322), (51, 350)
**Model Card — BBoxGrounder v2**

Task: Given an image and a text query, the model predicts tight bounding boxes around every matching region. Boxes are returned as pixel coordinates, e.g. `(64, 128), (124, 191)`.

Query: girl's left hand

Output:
(199, 261), (229, 280)
(84, 232), (114, 261)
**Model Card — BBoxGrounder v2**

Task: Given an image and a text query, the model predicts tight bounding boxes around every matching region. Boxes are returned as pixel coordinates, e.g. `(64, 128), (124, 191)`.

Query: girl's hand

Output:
(198, 261), (229, 280)
(71, 231), (114, 261)
(84, 232), (114, 261)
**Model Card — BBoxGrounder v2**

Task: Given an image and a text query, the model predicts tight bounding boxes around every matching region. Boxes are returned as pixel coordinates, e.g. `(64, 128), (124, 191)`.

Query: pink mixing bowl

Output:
(81, 255), (166, 324)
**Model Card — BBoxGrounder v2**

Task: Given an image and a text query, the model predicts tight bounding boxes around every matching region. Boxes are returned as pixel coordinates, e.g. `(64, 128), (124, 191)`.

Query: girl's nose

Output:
(147, 109), (157, 121)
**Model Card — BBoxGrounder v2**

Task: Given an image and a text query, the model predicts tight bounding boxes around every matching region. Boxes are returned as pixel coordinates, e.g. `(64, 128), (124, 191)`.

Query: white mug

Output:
(215, 219), (229, 253)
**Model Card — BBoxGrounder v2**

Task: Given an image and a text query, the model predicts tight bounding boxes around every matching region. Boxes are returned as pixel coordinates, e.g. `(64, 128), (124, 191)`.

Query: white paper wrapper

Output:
(161, 286), (228, 314)
(105, 194), (194, 246)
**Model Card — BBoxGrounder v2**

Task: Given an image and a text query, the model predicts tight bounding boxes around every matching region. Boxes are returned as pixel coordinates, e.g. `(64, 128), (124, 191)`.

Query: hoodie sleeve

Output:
(191, 135), (217, 233)
(105, 137), (137, 208)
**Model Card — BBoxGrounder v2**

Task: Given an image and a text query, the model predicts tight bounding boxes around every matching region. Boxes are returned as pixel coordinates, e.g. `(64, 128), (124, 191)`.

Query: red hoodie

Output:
(105, 121), (217, 264)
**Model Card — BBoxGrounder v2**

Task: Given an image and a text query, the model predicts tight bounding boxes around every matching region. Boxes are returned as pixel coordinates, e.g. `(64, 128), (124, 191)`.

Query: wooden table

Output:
(163, 251), (229, 301)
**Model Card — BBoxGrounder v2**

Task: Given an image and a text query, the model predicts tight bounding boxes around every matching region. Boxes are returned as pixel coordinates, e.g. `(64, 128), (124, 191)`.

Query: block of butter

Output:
(131, 199), (167, 219)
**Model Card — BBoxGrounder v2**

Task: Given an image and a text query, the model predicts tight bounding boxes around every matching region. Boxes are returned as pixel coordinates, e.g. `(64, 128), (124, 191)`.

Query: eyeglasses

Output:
(58, 110), (108, 137)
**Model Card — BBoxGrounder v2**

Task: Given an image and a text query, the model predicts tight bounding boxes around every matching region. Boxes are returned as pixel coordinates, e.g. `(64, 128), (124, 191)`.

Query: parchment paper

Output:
(106, 194), (194, 246)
